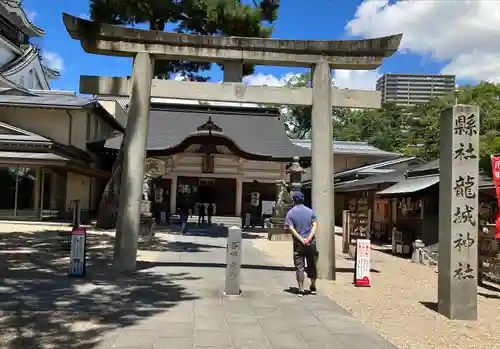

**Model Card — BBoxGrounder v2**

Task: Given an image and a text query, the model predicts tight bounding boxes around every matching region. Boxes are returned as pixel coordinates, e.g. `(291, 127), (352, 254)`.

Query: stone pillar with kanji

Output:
(438, 105), (480, 320)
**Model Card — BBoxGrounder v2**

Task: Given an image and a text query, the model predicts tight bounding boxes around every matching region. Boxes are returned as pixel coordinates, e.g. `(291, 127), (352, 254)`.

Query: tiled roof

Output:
(0, 151), (68, 161)
(292, 139), (398, 156)
(333, 156), (416, 178)
(0, 0), (45, 36)
(335, 168), (408, 192)
(0, 93), (95, 108)
(104, 104), (311, 160)
(0, 121), (51, 143)
(1, 45), (38, 74)
(0, 120), (94, 163)
(408, 159), (439, 174)
(0, 91), (124, 131)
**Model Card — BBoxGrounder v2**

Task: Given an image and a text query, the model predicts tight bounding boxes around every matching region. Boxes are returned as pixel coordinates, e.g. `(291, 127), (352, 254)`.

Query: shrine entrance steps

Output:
(165, 215), (241, 227)
(154, 215), (275, 238)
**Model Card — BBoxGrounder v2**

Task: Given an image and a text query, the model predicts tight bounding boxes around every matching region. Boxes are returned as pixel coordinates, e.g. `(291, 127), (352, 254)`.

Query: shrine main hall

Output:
(93, 98), (397, 220)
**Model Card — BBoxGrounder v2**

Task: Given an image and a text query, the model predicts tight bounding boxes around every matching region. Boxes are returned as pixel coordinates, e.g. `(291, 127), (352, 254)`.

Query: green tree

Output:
(89, 0), (280, 80)
(285, 75), (500, 176)
(282, 72), (312, 138)
(333, 103), (410, 153)
(283, 72), (410, 152)
(404, 97), (452, 160)
(404, 82), (500, 175)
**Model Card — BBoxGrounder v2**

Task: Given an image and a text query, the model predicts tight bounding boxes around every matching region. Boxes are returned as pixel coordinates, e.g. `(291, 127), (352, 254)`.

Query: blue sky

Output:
(23, 0), (488, 93)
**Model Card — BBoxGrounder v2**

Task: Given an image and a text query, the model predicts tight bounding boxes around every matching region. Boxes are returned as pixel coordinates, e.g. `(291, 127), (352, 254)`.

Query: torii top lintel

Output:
(62, 13), (402, 69)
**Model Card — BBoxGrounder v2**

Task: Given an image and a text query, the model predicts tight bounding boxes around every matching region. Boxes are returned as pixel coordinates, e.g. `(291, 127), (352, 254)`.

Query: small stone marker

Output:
(412, 239), (425, 264)
(225, 226), (243, 296)
(438, 105), (479, 320)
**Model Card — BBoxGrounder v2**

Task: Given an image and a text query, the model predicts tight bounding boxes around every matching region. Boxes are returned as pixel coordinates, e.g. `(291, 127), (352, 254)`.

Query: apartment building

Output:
(376, 74), (456, 105)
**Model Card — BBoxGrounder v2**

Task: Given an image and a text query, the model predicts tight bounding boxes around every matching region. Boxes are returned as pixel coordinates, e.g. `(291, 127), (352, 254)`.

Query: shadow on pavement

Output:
(0, 230), (199, 349)
(478, 292), (500, 299)
(154, 223), (263, 239)
(139, 238), (224, 252)
(136, 261), (381, 274)
(480, 281), (500, 293)
(420, 301), (438, 314)
(374, 246), (411, 259)
(137, 260), (296, 272)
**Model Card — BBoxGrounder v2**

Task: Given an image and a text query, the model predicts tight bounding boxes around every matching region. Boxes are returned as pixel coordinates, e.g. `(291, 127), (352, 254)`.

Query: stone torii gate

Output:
(62, 13), (401, 278)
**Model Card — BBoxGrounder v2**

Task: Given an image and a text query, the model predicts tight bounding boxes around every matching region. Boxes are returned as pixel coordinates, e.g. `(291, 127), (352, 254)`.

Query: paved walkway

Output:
(0, 226), (398, 349)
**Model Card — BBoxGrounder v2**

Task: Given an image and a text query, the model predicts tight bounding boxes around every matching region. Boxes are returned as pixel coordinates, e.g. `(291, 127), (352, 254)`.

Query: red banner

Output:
(490, 155), (500, 239)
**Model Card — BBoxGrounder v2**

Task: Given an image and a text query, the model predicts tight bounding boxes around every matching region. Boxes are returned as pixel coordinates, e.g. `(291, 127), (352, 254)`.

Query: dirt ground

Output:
(251, 232), (500, 349)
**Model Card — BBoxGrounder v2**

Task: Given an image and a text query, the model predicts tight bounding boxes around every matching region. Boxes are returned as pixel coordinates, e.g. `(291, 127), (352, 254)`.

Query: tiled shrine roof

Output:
(104, 103), (311, 161)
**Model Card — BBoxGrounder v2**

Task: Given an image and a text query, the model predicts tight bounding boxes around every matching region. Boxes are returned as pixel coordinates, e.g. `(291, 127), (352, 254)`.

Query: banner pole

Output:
(489, 155), (500, 239)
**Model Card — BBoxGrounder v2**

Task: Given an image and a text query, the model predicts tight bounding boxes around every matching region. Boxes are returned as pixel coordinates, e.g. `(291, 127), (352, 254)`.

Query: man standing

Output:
(197, 203), (206, 225)
(284, 191), (318, 297)
(249, 190), (260, 228)
(207, 203), (214, 225)
(179, 200), (190, 235)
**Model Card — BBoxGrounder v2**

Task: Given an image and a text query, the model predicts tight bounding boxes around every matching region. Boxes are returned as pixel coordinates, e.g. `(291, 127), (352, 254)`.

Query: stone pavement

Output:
(0, 226), (398, 349)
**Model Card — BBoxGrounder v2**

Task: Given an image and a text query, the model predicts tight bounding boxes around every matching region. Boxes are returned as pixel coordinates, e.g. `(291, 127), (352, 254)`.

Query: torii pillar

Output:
(311, 60), (334, 279)
(62, 13), (402, 275)
(113, 53), (155, 270)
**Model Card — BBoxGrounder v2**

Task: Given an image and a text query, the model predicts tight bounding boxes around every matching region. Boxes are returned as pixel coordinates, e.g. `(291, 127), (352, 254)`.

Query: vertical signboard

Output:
(438, 105), (479, 320)
(69, 227), (87, 277)
(354, 239), (371, 287)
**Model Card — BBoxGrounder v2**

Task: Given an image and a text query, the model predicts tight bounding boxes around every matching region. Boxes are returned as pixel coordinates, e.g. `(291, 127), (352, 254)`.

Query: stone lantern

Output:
(268, 156), (305, 241)
(286, 156), (306, 192)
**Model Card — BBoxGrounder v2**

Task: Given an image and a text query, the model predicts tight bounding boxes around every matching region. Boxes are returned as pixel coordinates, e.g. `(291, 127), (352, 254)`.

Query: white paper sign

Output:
(261, 200), (275, 215)
(244, 213), (251, 227)
(354, 239), (371, 287)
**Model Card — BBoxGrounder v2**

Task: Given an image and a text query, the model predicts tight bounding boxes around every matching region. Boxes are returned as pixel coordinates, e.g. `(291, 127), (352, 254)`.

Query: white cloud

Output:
(345, 0), (500, 82)
(41, 51), (64, 71)
(243, 73), (297, 86)
(172, 73), (186, 81)
(26, 11), (37, 22)
(334, 70), (380, 90)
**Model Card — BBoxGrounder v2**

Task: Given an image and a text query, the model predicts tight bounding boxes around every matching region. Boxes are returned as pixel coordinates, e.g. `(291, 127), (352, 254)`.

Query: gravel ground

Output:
(251, 232), (500, 349)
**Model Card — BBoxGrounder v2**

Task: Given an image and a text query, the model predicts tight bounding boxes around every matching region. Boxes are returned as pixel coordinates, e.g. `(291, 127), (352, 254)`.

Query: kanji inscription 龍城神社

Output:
(438, 105), (480, 320)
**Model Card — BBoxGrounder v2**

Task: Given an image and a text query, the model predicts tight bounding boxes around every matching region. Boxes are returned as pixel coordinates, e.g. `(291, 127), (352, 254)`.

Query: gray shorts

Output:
(293, 243), (318, 279)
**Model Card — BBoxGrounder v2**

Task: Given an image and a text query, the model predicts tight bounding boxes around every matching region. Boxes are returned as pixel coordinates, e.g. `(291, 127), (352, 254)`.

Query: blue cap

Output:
(291, 191), (304, 201)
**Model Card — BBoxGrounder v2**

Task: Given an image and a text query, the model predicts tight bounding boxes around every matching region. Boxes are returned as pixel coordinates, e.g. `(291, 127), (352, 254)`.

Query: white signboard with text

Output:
(354, 239), (371, 287)
(69, 227), (87, 277)
(261, 200), (275, 215)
